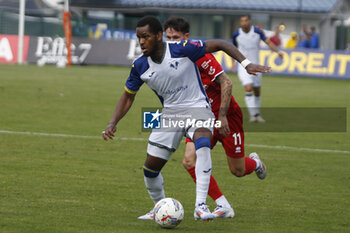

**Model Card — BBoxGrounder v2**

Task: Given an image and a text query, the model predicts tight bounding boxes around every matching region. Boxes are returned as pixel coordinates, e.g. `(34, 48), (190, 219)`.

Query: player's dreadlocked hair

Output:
(137, 16), (163, 35)
(164, 16), (190, 34)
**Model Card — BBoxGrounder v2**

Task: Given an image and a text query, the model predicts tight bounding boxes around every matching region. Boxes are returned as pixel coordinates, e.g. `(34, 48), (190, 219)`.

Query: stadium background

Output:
(1, 0), (350, 78)
(0, 1), (350, 233)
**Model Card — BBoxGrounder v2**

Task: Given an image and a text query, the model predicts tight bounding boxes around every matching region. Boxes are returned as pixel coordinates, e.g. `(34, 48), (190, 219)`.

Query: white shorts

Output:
(237, 64), (262, 87)
(147, 107), (215, 161)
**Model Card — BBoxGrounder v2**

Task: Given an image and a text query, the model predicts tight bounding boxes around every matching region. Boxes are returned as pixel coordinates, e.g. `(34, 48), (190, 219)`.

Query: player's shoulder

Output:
(253, 26), (265, 35)
(168, 40), (204, 59)
(132, 55), (149, 75)
(168, 40), (203, 49)
(232, 30), (240, 37)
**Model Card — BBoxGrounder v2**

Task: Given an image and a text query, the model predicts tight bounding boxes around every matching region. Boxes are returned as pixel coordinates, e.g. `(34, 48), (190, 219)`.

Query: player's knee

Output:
(245, 85), (253, 93)
(245, 91), (253, 96)
(182, 157), (195, 170)
(143, 165), (160, 178)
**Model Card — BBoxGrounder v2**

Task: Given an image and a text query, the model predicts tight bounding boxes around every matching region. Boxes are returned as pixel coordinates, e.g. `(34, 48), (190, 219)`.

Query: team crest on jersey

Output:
(170, 61), (179, 70)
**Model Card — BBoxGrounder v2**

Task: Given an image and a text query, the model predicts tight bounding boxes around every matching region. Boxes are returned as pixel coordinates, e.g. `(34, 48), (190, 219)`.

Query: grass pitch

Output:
(0, 64), (349, 233)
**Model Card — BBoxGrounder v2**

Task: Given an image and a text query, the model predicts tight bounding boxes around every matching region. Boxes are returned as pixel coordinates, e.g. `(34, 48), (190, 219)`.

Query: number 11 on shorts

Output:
(232, 133), (241, 145)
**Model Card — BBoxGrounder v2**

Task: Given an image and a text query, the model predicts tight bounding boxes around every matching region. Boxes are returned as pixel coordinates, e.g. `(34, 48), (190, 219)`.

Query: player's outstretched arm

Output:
(266, 40), (284, 59)
(214, 72), (232, 137)
(205, 40), (272, 75)
(102, 91), (136, 141)
(205, 40), (245, 63)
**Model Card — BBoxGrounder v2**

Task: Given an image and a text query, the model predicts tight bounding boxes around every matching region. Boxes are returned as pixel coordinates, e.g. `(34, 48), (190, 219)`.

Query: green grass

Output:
(0, 64), (349, 233)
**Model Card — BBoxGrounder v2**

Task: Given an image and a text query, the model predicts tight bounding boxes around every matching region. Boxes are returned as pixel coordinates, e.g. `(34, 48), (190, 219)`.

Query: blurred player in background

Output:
(285, 32), (298, 49)
(310, 26), (319, 49)
(164, 16), (268, 219)
(232, 15), (283, 123)
(102, 16), (271, 221)
(269, 26), (282, 48)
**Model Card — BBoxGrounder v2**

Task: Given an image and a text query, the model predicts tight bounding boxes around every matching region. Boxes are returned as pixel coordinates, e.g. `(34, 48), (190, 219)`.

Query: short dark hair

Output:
(241, 14), (251, 20)
(164, 16), (190, 34)
(137, 16), (163, 35)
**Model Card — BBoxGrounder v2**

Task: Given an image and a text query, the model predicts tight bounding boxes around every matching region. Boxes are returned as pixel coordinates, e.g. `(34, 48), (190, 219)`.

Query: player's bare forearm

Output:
(103, 91), (135, 141)
(267, 40), (284, 59)
(266, 40), (278, 53)
(215, 72), (232, 137)
(215, 73), (232, 117)
(109, 91), (135, 126)
(205, 40), (246, 63)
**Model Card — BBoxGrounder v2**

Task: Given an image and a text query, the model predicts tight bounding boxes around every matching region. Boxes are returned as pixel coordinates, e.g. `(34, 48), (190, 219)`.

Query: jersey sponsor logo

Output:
(201, 59), (211, 69)
(182, 40), (188, 47)
(162, 85), (188, 95)
(208, 66), (215, 75)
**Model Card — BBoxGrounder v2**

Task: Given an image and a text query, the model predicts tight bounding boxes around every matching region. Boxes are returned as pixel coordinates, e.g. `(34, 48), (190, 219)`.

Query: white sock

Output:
(255, 95), (261, 116)
(215, 195), (231, 208)
(245, 92), (256, 117)
(144, 173), (165, 204)
(195, 147), (212, 206)
(252, 158), (262, 170)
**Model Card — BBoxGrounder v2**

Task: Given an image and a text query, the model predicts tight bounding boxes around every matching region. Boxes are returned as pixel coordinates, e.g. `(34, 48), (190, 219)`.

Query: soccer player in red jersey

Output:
(164, 17), (267, 218)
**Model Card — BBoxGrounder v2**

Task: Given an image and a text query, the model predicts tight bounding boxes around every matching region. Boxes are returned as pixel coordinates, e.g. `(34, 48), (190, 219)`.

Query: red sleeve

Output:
(196, 53), (224, 82)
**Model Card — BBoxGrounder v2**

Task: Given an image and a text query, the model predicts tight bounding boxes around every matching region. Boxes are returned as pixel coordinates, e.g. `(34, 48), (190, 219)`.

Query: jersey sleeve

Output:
(254, 27), (268, 42)
(169, 40), (206, 62)
(232, 30), (239, 47)
(124, 63), (144, 94)
(196, 54), (224, 82)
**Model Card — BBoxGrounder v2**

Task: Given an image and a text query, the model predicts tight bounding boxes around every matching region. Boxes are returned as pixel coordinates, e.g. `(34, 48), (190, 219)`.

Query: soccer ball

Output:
(154, 198), (184, 228)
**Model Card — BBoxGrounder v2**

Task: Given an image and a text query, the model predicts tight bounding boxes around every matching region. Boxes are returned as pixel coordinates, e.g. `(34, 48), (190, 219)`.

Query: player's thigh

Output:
(147, 130), (184, 162)
(186, 108), (215, 141)
(220, 110), (245, 157)
(238, 65), (253, 87)
(252, 73), (262, 88)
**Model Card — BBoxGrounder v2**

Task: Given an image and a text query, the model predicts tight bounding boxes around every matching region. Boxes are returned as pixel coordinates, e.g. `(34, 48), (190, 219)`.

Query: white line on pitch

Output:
(0, 130), (147, 141)
(245, 144), (350, 154)
(1, 130), (349, 154)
